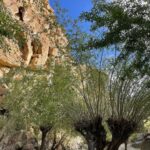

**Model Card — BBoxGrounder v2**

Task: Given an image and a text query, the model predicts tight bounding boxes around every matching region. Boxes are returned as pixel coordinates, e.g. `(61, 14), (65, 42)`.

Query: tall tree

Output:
(81, 0), (150, 76)
(63, 59), (150, 150)
(3, 64), (73, 150)
(63, 61), (109, 150)
(107, 63), (150, 150)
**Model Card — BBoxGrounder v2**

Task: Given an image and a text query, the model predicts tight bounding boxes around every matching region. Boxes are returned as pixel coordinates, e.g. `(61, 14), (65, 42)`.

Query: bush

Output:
(0, 3), (26, 50)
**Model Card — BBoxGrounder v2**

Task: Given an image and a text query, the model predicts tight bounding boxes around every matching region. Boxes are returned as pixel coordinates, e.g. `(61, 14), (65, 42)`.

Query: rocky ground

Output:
(119, 144), (140, 150)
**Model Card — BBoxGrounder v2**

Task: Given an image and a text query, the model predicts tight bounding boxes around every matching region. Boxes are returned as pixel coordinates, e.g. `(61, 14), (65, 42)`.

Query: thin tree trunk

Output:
(107, 138), (129, 150)
(87, 139), (95, 150)
(125, 141), (127, 150)
(95, 133), (106, 150)
(82, 133), (106, 150)
(107, 137), (129, 150)
(40, 125), (52, 150)
(74, 116), (106, 150)
(85, 133), (106, 150)
(96, 143), (106, 150)
(107, 144), (120, 150)
(107, 138), (124, 150)
(40, 131), (48, 150)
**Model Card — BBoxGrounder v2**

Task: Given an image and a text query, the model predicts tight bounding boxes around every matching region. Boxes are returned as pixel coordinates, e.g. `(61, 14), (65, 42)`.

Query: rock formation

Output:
(0, 0), (68, 77)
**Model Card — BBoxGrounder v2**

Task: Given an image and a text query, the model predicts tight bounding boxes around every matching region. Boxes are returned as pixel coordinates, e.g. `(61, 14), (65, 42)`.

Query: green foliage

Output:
(2, 64), (74, 132)
(63, 61), (150, 146)
(0, 3), (26, 50)
(63, 64), (109, 128)
(81, 0), (150, 76)
(144, 119), (150, 133)
(108, 63), (150, 124)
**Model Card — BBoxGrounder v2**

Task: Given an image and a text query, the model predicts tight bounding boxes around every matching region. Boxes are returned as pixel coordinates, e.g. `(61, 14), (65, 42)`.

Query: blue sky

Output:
(50, 0), (92, 31)
(50, 0), (92, 19)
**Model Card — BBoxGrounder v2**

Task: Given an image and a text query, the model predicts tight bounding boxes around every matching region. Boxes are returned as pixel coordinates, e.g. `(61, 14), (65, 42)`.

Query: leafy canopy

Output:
(3, 64), (74, 131)
(81, 0), (150, 76)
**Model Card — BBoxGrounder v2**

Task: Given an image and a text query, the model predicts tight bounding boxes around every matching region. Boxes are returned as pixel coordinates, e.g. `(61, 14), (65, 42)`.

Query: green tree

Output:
(63, 60), (150, 150)
(52, 1), (150, 149)
(63, 62), (109, 150)
(106, 63), (150, 150)
(3, 64), (73, 150)
(81, 0), (150, 76)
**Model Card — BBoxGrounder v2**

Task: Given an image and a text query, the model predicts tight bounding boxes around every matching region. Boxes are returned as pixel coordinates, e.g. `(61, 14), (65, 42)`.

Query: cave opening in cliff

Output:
(16, 6), (25, 21)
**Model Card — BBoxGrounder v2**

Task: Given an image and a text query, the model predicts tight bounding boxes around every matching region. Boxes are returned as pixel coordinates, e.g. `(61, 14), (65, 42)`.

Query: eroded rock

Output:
(0, 0), (68, 73)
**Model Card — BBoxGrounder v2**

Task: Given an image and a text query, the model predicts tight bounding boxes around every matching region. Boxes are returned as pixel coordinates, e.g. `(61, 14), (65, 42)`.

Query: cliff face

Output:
(0, 0), (68, 77)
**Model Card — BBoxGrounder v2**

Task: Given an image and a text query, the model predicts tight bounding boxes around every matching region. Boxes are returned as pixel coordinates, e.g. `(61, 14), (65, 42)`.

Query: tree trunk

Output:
(107, 139), (123, 150)
(40, 125), (52, 150)
(40, 131), (47, 150)
(107, 118), (137, 150)
(95, 131), (106, 150)
(95, 142), (106, 150)
(87, 140), (95, 150)
(125, 141), (127, 150)
(86, 137), (106, 150)
(74, 116), (107, 150)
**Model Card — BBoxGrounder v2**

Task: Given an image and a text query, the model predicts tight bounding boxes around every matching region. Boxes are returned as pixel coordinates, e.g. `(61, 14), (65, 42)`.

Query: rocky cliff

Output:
(0, 0), (68, 77)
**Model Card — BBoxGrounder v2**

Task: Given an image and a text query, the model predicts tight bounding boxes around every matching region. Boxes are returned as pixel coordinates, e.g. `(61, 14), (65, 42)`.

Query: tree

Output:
(51, 0), (94, 66)
(3, 64), (73, 150)
(63, 58), (150, 150)
(52, 1), (150, 149)
(81, 0), (150, 76)
(63, 61), (109, 150)
(106, 63), (150, 150)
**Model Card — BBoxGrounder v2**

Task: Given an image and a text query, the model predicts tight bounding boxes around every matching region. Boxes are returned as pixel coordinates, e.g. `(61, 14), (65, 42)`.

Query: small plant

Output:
(0, 2), (26, 50)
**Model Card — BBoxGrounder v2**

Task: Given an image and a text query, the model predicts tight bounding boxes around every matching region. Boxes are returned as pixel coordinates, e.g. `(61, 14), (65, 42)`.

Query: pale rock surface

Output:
(0, 0), (68, 72)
